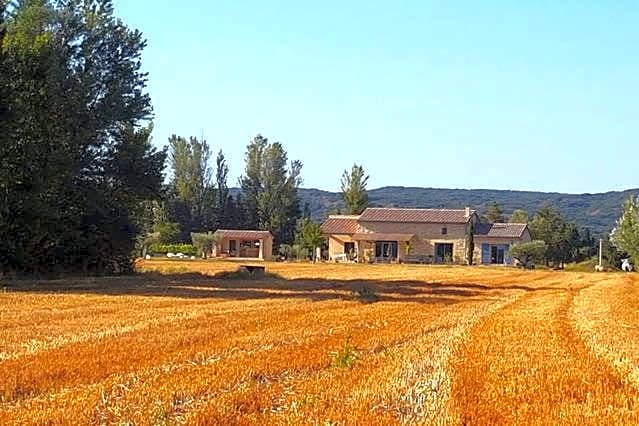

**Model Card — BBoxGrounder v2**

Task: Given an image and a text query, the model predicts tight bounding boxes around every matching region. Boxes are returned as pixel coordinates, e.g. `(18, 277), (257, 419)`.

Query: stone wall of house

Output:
(358, 221), (470, 263)
(328, 235), (356, 260)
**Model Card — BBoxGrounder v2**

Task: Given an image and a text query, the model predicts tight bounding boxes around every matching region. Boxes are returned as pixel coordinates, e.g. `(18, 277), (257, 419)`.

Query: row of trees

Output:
(0, 1), (314, 272)
(1, 1), (167, 274)
(146, 134), (303, 250)
(509, 201), (635, 270)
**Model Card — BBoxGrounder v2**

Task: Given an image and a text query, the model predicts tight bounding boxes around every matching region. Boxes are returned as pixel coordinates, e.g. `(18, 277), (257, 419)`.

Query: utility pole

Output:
(599, 238), (603, 267)
(595, 238), (604, 272)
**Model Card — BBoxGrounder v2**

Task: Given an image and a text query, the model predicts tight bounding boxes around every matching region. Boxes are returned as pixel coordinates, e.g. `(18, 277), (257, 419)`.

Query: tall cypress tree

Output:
(215, 150), (230, 229)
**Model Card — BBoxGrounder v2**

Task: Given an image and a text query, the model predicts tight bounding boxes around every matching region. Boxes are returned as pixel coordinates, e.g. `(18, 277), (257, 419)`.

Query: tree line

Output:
(487, 201), (630, 269)
(1, 1), (166, 275)
(0, 1), (309, 274)
(0, 0), (370, 273)
(148, 134), (303, 251)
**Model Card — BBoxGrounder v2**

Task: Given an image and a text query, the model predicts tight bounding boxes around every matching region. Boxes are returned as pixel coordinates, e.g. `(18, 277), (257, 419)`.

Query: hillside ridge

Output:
(295, 186), (639, 236)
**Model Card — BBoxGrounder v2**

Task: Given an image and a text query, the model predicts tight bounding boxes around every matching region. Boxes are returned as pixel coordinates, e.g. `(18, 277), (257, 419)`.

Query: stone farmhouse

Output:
(321, 207), (531, 265)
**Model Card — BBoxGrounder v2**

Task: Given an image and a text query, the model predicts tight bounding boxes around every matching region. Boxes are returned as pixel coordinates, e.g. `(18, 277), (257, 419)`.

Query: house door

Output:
(435, 243), (454, 264)
(375, 241), (398, 261)
(229, 240), (237, 257)
(490, 245), (505, 264)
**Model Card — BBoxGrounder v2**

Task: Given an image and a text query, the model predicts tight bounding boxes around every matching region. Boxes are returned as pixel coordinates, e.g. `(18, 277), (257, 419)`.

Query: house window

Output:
(240, 240), (259, 248)
(442, 227), (448, 235)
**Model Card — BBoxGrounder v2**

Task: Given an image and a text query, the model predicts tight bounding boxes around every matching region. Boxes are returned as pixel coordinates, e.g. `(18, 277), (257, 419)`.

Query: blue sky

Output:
(113, 1), (638, 194)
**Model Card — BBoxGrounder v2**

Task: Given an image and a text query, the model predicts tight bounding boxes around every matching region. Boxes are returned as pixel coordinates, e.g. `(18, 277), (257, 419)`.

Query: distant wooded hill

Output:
(232, 186), (639, 237)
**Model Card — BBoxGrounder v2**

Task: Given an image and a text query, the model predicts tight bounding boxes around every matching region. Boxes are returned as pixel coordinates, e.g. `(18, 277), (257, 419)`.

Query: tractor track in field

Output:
(450, 281), (639, 424)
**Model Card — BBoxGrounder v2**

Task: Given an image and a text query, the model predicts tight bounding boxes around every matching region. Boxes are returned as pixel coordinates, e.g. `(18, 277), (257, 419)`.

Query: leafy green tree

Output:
(610, 196), (639, 267)
(295, 218), (325, 262)
(509, 241), (547, 267)
(168, 135), (215, 232)
(509, 209), (529, 223)
(154, 222), (180, 245)
(227, 192), (249, 230)
(0, 1), (165, 274)
(240, 135), (268, 229)
(484, 201), (504, 223)
(191, 231), (219, 258)
(569, 226), (596, 262)
(529, 206), (581, 267)
(341, 164), (369, 215)
(240, 135), (302, 246)
(602, 233), (624, 270)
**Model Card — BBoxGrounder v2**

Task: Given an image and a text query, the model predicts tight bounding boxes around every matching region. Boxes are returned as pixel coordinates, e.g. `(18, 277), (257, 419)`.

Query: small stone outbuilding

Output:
(212, 230), (273, 261)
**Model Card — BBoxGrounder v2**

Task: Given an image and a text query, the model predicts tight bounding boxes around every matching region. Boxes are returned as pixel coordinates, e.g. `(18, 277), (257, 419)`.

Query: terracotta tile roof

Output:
(352, 233), (415, 242)
(359, 207), (474, 224)
(214, 229), (273, 240)
(475, 223), (528, 238)
(321, 216), (360, 235)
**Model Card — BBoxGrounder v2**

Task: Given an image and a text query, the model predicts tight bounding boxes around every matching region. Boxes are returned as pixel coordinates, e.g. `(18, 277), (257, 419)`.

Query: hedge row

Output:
(149, 244), (198, 256)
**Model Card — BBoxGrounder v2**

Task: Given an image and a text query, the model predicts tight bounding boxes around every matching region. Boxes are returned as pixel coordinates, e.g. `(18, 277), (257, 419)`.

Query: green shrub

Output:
(149, 243), (197, 256)
(191, 231), (219, 258)
(331, 337), (357, 368)
(509, 240), (547, 268)
(353, 286), (379, 303)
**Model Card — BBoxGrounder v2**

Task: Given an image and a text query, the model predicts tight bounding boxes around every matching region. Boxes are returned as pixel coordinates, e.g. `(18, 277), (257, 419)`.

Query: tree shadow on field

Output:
(1, 267), (563, 305)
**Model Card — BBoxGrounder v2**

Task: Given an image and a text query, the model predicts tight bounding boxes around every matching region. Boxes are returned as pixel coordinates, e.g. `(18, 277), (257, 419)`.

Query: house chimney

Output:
(465, 206), (471, 218)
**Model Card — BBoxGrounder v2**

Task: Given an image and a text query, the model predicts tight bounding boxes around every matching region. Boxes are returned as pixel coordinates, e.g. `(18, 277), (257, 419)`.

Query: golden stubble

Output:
(0, 261), (637, 424)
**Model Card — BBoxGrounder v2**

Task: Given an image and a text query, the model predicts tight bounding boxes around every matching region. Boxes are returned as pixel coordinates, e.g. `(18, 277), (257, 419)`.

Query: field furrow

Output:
(450, 284), (639, 424)
(572, 274), (639, 389)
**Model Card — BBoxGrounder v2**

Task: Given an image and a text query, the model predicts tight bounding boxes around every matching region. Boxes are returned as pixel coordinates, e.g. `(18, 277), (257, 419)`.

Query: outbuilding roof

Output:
(321, 215), (360, 234)
(359, 207), (475, 224)
(475, 223), (528, 238)
(214, 229), (273, 240)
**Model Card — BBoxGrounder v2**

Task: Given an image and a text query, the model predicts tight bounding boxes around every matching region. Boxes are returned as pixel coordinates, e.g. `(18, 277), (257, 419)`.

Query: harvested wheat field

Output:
(1, 261), (638, 425)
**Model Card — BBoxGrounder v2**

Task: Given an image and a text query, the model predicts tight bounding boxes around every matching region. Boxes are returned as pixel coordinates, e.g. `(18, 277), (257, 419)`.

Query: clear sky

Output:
(113, 1), (638, 194)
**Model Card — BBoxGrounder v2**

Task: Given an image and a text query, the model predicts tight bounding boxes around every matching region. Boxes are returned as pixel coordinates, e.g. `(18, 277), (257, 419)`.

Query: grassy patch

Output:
(331, 337), (357, 368)
(564, 258), (599, 272)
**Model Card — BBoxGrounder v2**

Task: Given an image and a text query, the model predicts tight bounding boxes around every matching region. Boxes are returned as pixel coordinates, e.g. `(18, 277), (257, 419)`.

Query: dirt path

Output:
(450, 284), (639, 424)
